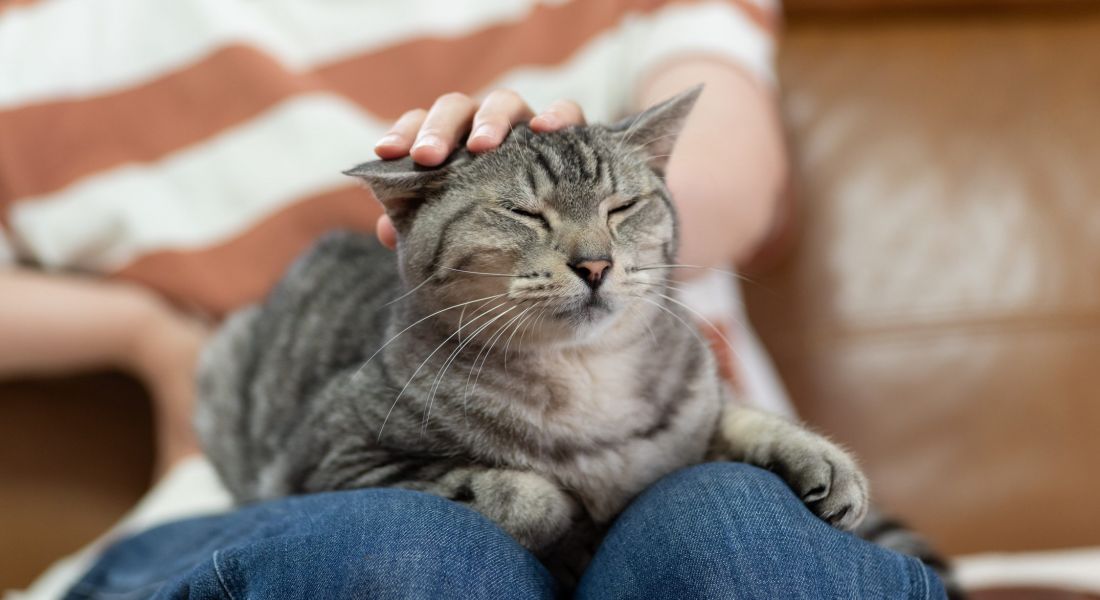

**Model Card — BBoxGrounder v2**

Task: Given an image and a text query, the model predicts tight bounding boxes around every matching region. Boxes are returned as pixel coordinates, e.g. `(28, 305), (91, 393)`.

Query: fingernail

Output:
(470, 124), (496, 141)
(375, 134), (403, 148)
(533, 113), (560, 129)
(412, 134), (444, 152)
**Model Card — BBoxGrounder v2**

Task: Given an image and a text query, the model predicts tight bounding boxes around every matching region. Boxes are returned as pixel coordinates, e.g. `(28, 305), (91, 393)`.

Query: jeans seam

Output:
(212, 550), (240, 600)
(906, 555), (932, 600)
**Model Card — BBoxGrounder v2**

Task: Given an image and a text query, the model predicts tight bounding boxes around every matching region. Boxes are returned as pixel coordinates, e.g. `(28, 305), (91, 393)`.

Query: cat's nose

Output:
(568, 257), (613, 290)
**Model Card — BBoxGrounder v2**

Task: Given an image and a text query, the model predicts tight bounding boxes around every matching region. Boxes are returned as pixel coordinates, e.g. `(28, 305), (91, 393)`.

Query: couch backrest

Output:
(747, 7), (1100, 554)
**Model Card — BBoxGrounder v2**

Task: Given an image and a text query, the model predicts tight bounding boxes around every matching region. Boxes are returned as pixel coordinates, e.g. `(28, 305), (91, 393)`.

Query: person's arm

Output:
(0, 269), (206, 475)
(636, 58), (787, 269)
(0, 269), (162, 377)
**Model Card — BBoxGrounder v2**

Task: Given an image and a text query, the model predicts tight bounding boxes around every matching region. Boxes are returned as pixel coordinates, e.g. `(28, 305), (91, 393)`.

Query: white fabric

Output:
(11, 93), (384, 271)
(0, 0), (539, 109)
(955, 547), (1100, 593)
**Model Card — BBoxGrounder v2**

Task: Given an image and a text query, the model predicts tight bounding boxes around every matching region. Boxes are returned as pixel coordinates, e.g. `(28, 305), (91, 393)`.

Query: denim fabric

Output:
(66, 463), (945, 599)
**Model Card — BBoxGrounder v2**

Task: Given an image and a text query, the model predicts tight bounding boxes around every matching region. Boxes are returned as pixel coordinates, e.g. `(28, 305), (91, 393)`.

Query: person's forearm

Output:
(636, 58), (788, 269)
(0, 269), (161, 378)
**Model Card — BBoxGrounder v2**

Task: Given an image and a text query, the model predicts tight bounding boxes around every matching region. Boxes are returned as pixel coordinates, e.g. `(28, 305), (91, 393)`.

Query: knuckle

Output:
(438, 91), (473, 107)
(399, 108), (427, 122)
(489, 88), (522, 104)
(551, 98), (581, 112)
(417, 127), (447, 138)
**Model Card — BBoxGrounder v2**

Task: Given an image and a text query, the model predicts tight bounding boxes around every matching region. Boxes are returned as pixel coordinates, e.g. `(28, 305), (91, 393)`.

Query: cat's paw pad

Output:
(768, 436), (869, 531)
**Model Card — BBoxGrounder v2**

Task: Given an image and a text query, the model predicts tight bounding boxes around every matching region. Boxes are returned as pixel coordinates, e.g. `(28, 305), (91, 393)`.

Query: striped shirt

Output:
(0, 0), (792, 413)
(1, 0), (777, 309)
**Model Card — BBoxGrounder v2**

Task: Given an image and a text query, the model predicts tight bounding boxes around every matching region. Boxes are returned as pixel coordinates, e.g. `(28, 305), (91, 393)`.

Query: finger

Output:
(374, 109), (427, 159)
(467, 89), (535, 153)
(411, 92), (478, 166)
(530, 99), (586, 132)
(376, 215), (397, 250)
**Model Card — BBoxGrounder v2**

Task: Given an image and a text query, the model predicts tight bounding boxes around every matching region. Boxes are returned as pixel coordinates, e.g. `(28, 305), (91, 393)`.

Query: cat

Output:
(195, 86), (870, 582)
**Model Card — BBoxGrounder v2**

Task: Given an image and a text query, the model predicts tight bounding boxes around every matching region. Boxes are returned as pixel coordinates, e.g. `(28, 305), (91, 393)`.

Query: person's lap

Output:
(64, 463), (946, 600)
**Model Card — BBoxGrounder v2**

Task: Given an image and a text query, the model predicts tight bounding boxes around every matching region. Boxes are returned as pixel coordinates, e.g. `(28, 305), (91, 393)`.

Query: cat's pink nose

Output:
(569, 258), (612, 290)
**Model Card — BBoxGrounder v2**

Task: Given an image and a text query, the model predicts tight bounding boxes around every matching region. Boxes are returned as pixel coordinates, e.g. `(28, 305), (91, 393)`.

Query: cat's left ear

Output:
(608, 84), (703, 175)
(343, 156), (454, 230)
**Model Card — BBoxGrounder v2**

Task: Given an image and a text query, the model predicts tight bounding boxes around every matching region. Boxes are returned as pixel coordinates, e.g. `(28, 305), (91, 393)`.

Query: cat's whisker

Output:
(630, 278), (753, 333)
(517, 305), (546, 351)
(419, 302), (518, 435)
(354, 292), (509, 381)
(425, 302), (503, 425)
(612, 111), (649, 163)
(438, 300), (530, 409)
(627, 303), (659, 346)
(408, 298), (509, 429)
(630, 279), (689, 293)
(466, 304), (536, 401)
(634, 295), (709, 349)
(461, 303), (533, 407)
(633, 132), (681, 153)
(455, 298), (539, 425)
(378, 300), (512, 441)
(441, 267), (523, 278)
(383, 273), (435, 306)
(632, 263), (757, 285)
(653, 292), (745, 366)
(504, 301), (544, 371)
(507, 121), (536, 178)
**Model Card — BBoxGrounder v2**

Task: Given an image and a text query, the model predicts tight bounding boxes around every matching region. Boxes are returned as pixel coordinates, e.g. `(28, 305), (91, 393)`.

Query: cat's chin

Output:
(536, 296), (634, 347)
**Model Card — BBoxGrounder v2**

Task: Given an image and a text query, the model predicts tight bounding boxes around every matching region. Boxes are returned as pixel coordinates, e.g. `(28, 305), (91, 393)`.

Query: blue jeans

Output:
(66, 463), (946, 599)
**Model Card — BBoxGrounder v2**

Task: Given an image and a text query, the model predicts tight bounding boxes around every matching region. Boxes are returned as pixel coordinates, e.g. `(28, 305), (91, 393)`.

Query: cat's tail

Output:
(856, 507), (966, 600)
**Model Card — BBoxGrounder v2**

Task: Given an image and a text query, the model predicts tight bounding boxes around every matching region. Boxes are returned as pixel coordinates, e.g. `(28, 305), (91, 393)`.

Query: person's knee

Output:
(668, 461), (797, 502)
(218, 488), (554, 600)
(580, 463), (816, 596)
(674, 462), (825, 549)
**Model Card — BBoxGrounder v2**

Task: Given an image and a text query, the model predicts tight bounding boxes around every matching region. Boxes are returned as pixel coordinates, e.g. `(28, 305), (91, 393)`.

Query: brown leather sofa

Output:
(3, 0), (1098, 593)
(750, 0), (1100, 555)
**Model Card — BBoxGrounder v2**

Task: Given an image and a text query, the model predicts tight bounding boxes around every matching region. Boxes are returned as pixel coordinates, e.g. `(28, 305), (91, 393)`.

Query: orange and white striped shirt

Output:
(0, 0), (791, 414)
(0, 0), (778, 309)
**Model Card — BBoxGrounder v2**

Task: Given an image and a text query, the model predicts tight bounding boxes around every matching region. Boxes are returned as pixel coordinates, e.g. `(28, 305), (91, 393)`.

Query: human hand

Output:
(372, 90), (586, 249)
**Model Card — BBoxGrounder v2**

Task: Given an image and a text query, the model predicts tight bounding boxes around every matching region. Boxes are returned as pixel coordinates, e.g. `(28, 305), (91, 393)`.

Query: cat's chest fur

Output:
(493, 339), (723, 522)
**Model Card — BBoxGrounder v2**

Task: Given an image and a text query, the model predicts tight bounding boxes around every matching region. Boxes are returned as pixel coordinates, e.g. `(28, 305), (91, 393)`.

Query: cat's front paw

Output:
(463, 469), (577, 551)
(712, 408), (870, 531)
(766, 434), (869, 531)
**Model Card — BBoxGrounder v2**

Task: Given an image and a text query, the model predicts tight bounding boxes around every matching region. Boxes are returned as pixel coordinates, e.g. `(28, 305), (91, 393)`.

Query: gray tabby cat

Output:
(196, 87), (869, 579)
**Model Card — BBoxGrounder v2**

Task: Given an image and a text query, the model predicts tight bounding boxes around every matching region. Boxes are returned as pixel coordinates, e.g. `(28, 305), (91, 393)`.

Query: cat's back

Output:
(196, 230), (398, 499)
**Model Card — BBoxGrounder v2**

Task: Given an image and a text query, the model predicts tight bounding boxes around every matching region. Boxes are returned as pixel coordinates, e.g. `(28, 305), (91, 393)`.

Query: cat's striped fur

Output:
(196, 87), (954, 589)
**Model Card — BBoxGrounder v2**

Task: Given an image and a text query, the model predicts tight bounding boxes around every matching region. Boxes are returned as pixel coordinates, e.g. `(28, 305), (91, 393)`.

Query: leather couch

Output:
(2, 0), (1098, 593)
(750, 0), (1100, 556)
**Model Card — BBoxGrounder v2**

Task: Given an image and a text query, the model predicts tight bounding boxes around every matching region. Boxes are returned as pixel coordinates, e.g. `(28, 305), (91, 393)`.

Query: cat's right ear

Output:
(343, 157), (450, 231)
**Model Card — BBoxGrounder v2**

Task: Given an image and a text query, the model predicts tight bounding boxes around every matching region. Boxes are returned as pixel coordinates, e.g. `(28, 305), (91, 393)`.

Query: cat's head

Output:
(345, 86), (701, 347)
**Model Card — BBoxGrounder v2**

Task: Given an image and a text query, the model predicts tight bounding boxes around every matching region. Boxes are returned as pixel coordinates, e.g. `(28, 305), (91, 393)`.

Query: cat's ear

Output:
(343, 156), (452, 230)
(608, 84), (703, 174)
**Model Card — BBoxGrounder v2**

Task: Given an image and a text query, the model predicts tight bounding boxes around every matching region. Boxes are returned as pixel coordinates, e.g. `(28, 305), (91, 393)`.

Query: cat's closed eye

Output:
(608, 198), (640, 217)
(509, 206), (550, 228)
